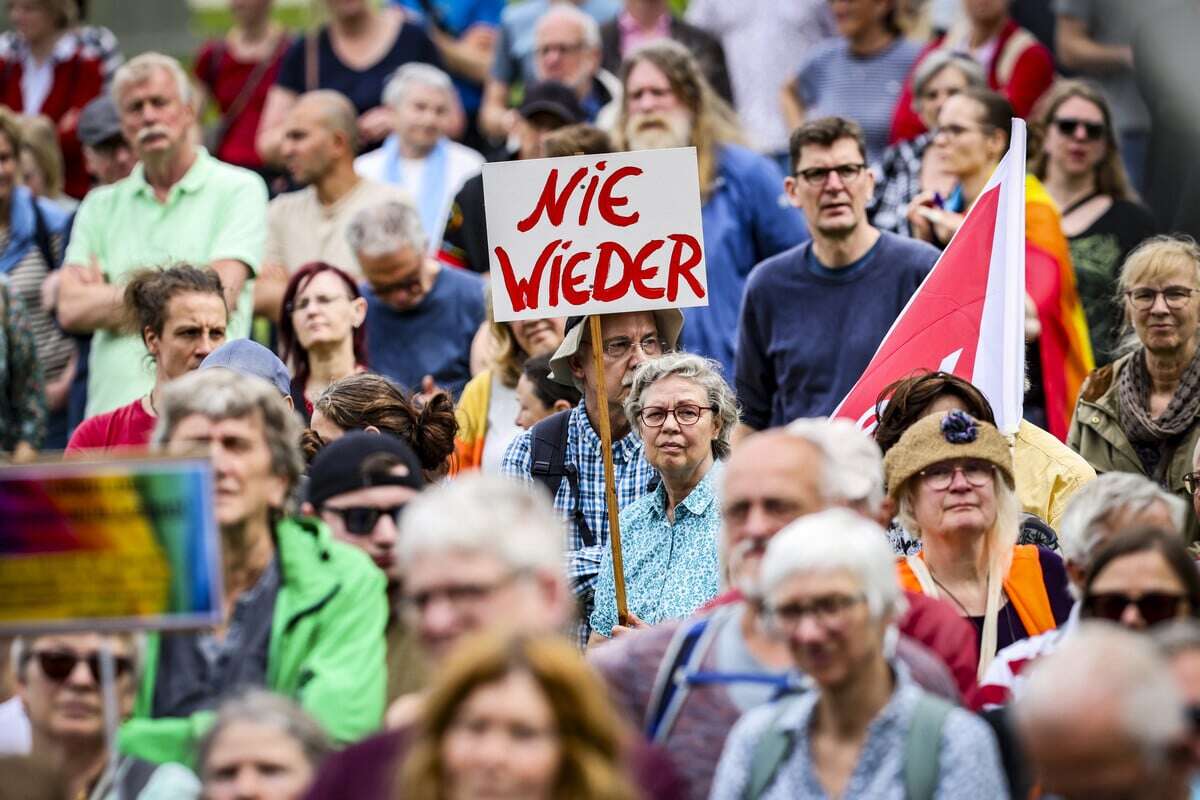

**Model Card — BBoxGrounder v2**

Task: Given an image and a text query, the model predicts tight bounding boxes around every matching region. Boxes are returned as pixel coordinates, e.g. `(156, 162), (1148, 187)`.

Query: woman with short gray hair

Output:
(197, 689), (332, 800)
(588, 353), (737, 641)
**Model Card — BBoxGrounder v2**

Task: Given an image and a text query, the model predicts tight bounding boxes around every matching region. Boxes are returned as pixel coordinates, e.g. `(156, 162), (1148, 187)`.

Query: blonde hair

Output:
(1030, 79), (1135, 202)
(1114, 235), (1200, 355)
(613, 40), (744, 201)
(20, 115), (65, 199)
(397, 633), (635, 800)
(482, 284), (525, 389)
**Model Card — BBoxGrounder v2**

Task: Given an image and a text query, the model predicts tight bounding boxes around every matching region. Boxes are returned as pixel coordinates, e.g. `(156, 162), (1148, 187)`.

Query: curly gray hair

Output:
(624, 352), (738, 459)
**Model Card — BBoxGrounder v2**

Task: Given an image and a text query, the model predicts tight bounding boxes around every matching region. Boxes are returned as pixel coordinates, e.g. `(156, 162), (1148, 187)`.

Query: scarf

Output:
(381, 133), (449, 249)
(0, 187), (43, 274)
(1118, 347), (1200, 480)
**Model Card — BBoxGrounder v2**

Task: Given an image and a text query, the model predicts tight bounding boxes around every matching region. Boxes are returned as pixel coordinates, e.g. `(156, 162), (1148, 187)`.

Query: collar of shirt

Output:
(9, 29), (80, 63)
(130, 147), (213, 204)
(569, 400), (643, 465)
(618, 9), (671, 37)
(653, 461), (721, 520)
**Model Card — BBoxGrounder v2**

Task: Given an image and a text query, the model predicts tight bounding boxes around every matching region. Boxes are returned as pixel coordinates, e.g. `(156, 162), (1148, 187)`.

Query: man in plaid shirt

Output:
(502, 309), (683, 645)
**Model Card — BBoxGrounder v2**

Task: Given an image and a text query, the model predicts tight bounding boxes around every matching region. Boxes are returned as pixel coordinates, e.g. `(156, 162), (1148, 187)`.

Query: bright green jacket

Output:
(118, 516), (388, 765)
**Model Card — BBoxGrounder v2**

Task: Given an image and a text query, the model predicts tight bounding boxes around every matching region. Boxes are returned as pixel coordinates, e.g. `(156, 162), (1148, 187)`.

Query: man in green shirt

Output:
(57, 52), (267, 418)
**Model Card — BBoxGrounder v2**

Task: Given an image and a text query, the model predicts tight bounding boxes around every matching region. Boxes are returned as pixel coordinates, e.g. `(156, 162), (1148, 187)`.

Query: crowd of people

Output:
(3, 0), (1200, 798)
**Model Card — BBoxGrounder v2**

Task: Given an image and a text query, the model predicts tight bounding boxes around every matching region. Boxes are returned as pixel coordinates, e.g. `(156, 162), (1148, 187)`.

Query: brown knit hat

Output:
(883, 410), (1013, 498)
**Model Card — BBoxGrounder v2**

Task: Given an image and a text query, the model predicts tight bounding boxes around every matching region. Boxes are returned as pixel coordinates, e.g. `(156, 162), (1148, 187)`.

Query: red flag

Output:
(833, 121), (1029, 434)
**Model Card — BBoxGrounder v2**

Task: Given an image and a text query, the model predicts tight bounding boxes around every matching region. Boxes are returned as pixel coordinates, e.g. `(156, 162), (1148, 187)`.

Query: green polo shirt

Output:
(66, 148), (267, 417)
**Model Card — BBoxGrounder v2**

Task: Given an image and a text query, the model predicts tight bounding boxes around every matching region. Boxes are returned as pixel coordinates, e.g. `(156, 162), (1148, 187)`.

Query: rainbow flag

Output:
(1025, 175), (1094, 440)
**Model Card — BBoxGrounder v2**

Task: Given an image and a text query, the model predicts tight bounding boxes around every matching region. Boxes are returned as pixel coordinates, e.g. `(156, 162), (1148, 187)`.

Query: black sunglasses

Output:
(33, 650), (134, 683)
(1082, 591), (1187, 626)
(1052, 117), (1105, 142)
(323, 504), (406, 535)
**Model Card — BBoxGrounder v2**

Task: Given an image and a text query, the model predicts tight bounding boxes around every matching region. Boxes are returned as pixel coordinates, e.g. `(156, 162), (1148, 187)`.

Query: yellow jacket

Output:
(1012, 418), (1096, 530)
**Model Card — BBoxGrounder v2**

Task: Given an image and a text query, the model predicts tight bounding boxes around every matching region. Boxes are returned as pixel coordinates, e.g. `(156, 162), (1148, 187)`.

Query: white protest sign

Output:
(484, 147), (708, 322)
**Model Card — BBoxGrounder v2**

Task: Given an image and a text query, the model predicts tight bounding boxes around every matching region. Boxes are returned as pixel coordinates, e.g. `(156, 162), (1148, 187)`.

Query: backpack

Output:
(743, 691), (955, 800)
(529, 410), (595, 548)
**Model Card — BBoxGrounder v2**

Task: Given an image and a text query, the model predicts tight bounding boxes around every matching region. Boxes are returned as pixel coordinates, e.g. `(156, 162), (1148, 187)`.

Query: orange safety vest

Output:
(896, 544), (1058, 638)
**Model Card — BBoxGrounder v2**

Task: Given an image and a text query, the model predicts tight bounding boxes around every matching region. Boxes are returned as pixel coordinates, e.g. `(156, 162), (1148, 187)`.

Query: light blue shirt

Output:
(709, 669), (1007, 800)
(590, 463), (722, 636)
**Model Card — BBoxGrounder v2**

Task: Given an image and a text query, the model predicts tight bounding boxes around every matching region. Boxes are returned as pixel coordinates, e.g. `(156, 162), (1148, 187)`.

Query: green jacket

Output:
(119, 516), (388, 765)
(1067, 353), (1200, 541)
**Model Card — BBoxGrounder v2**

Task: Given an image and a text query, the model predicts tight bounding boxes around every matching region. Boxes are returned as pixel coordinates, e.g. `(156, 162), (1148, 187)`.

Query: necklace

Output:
(147, 392), (158, 417)
(927, 570), (973, 617)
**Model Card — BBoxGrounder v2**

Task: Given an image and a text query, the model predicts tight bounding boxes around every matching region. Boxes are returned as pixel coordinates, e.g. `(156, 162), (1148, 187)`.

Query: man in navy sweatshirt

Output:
(734, 116), (941, 436)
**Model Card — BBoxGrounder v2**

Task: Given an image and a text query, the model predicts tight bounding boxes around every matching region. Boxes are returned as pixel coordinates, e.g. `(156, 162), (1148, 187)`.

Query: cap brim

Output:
(518, 101), (578, 125)
(547, 308), (685, 387)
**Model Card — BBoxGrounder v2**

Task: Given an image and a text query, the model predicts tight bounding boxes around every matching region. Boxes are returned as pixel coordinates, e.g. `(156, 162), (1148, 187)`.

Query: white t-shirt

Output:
(0, 695), (31, 755)
(481, 375), (522, 473)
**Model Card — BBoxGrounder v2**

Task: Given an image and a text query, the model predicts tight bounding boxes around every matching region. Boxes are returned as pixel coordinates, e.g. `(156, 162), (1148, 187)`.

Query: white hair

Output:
(1016, 622), (1187, 765)
(535, 3), (601, 50)
(112, 52), (193, 107)
(346, 200), (427, 257)
(398, 474), (564, 574)
(383, 62), (455, 110)
(760, 508), (903, 620)
(1057, 472), (1187, 568)
(785, 417), (885, 514)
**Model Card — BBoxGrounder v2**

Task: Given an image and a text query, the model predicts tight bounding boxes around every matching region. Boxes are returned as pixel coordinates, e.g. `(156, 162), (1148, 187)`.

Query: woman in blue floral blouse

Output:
(588, 353), (739, 641)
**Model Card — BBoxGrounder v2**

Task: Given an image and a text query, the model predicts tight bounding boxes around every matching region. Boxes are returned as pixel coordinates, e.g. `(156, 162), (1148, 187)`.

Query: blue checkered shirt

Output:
(501, 402), (658, 645)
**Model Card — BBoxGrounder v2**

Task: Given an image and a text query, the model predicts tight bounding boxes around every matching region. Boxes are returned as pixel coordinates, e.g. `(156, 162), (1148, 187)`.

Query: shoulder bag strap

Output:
(744, 702), (798, 800)
(903, 692), (955, 800)
(215, 36), (285, 144)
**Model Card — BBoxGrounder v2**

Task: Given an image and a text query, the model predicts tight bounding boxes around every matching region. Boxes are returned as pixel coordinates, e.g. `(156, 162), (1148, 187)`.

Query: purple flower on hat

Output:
(941, 410), (978, 444)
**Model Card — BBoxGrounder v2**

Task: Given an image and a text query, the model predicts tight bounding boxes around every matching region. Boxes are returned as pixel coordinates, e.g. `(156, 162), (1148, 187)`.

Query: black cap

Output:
(77, 96), (123, 147)
(306, 432), (425, 508)
(518, 81), (587, 126)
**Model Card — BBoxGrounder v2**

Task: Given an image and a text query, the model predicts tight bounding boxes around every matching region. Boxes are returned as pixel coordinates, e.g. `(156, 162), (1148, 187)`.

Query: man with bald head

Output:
(589, 422), (968, 798)
(257, 90), (414, 320)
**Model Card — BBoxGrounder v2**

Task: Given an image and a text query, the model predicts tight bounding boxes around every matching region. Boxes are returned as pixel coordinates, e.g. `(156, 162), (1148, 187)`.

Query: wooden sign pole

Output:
(588, 314), (629, 626)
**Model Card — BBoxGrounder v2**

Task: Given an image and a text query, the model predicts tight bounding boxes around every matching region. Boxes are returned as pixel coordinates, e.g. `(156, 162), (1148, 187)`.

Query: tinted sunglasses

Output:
(33, 650), (134, 683)
(1052, 117), (1105, 141)
(1082, 591), (1186, 626)
(323, 504), (405, 535)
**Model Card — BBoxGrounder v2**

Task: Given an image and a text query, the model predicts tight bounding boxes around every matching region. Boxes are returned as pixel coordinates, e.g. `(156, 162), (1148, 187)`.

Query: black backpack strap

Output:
(529, 410), (595, 548)
(30, 199), (60, 270)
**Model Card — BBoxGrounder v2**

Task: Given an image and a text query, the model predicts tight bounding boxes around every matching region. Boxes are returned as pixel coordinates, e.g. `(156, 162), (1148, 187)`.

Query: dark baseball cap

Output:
(518, 81), (587, 126)
(306, 431), (426, 508)
(77, 96), (123, 147)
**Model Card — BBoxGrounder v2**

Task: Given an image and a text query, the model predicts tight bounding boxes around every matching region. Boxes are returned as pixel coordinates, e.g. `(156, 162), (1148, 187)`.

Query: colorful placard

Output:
(484, 147), (709, 322)
(0, 457), (222, 633)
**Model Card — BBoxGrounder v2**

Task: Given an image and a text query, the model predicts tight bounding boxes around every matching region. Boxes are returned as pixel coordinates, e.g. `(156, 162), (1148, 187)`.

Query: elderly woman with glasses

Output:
(885, 410), (1073, 679)
(1070, 236), (1200, 541)
(710, 509), (1005, 800)
(587, 353), (738, 643)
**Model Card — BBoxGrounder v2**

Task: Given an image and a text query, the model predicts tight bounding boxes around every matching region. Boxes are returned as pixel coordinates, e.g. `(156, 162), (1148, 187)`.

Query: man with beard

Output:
(615, 40), (807, 379)
(734, 116), (939, 436)
(56, 53), (267, 419)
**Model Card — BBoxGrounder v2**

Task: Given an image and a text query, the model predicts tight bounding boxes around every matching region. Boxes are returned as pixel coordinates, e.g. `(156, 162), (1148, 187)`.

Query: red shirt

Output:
(66, 398), (157, 454)
(193, 36), (291, 170)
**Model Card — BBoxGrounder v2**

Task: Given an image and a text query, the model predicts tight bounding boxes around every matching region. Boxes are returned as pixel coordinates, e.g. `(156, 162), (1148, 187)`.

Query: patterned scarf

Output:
(1118, 346), (1200, 480)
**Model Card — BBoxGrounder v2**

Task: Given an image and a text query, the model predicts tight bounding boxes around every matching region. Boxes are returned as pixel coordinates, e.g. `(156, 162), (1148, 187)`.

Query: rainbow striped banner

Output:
(0, 457), (222, 633)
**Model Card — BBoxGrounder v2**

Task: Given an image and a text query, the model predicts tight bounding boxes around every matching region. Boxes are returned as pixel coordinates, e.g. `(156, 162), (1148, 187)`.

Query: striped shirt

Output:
(0, 227), (73, 382)
(501, 402), (659, 646)
(793, 37), (922, 163)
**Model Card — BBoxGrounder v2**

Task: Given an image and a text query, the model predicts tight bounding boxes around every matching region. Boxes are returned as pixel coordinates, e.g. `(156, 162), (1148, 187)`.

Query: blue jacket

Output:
(682, 145), (808, 377)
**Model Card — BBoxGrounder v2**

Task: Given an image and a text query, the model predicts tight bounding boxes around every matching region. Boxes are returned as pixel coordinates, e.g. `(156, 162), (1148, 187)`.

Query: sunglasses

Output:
(323, 504), (405, 535)
(1082, 591), (1187, 626)
(32, 650), (134, 683)
(1052, 117), (1106, 142)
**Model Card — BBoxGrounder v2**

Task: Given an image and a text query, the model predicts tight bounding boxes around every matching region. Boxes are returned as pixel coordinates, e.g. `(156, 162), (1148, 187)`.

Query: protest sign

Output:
(484, 147), (709, 322)
(0, 456), (222, 634)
